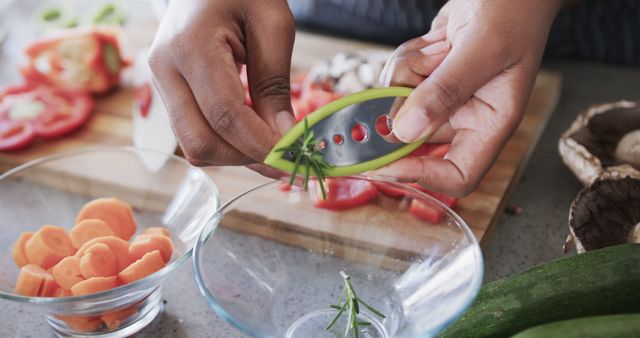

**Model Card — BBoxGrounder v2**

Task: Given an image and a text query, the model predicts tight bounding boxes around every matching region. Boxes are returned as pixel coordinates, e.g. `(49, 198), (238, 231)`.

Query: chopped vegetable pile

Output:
(279, 143), (457, 224)
(11, 197), (173, 332)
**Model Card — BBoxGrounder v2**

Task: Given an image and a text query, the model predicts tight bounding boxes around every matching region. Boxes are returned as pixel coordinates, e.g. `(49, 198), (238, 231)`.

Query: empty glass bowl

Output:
(193, 178), (483, 338)
(0, 147), (218, 337)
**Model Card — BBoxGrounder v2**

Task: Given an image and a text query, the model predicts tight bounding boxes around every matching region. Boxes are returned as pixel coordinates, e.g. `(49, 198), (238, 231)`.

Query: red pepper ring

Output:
(0, 120), (36, 151)
(0, 85), (55, 123)
(32, 90), (94, 139)
(0, 83), (94, 141)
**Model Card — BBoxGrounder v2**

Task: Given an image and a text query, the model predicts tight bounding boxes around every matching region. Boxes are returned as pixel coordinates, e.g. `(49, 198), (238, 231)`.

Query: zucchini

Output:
(510, 314), (640, 338)
(438, 244), (640, 338)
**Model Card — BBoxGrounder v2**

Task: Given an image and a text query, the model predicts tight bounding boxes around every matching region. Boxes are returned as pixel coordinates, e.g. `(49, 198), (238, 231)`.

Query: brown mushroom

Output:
(566, 165), (640, 253)
(615, 129), (640, 168)
(559, 101), (640, 185)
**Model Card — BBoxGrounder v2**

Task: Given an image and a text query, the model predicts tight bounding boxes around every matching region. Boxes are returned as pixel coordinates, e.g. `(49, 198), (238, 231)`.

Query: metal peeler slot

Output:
(375, 114), (393, 136)
(351, 123), (369, 143)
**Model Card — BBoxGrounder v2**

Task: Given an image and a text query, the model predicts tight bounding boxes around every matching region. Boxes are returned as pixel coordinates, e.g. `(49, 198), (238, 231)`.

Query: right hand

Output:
(373, 0), (562, 197)
(148, 0), (297, 167)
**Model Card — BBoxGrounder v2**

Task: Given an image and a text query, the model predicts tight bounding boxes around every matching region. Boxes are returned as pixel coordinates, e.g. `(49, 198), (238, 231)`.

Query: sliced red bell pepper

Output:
(374, 182), (457, 206)
(305, 89), (342, 112)
(94, 32), (128, 88)
(416, 187), (457, 208)
(133, 83), (152, 118)
(0, 84), (94, 146)
(292, 98), (311, 121)
(0, 120), (36, 151)
(21, 27), (128, 93)
(32, 90), (93, 139)
(409, 199), (445, 224)
(407, 184), (458, 224)
(290, 82), (303, 99)
(239, 66), (340, 122)
(372, 182), (407, 199)
(278, 182), (292, 192)
(292, 89), (342, 122)
(313, 178), (379, 211)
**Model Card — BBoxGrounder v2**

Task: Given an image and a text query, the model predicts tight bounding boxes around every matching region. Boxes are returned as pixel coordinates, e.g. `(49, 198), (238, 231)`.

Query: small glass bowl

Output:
(193, 178), (483, 338)
(0, 147), (219, 337)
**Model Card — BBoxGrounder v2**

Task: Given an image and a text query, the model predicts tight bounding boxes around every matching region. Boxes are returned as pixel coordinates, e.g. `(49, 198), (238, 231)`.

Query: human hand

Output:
(372, 0), (563, 196)
(148, 0), (296, 167)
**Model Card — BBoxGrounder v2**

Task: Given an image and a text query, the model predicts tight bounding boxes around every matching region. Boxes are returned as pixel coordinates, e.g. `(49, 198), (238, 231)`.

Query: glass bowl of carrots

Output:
(193, 177), (483, 338)
(0, 147), (218, 337)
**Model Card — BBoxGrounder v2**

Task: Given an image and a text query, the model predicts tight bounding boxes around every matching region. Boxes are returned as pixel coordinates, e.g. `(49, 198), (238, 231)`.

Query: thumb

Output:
(392, 32), (507, 143)
(245, 9), (296, 136)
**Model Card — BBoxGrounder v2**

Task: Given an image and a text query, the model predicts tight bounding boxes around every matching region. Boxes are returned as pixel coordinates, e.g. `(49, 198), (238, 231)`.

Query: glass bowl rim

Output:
(192, 177), (484, 338)
(0, 146), (220, 305)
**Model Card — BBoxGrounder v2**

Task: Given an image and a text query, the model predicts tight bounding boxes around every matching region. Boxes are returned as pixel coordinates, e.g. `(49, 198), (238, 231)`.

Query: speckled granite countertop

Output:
(2, 61), (639, 337)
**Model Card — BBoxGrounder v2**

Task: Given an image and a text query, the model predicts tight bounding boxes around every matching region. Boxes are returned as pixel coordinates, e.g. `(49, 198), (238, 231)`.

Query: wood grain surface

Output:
(0, 31), (562, 249)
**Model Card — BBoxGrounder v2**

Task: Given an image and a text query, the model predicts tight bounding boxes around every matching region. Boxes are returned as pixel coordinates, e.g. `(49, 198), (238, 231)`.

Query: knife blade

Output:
(131, 50), (177, 172)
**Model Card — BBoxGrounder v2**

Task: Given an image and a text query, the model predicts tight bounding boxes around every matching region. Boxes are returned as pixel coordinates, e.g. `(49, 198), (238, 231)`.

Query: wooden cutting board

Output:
(0, 31), (562, 249)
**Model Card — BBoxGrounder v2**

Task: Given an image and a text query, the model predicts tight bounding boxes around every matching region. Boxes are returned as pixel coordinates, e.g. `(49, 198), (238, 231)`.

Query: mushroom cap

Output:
(568, 165), (640, 253)
(559, 101), (640, 185)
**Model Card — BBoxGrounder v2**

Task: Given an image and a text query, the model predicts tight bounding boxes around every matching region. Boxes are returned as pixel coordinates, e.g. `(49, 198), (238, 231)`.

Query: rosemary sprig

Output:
(276, 117), (332, 199)
(326, 271), (386, 338)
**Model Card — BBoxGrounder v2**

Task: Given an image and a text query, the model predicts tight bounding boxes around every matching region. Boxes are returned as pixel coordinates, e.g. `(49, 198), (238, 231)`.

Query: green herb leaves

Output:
(327, 271), (386, 338)
(276, 118), (332, 199)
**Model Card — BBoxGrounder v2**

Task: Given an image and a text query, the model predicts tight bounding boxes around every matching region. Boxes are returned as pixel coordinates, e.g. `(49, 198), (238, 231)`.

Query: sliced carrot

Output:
(15, 264), (45, 296)
(52, 256), (84, 289)
(79, 243), (117, 279)
(76, 198), (137, 240)
(40, 271), (58, 297)
(15, 264), (58, 297)
(52, 287), (73, 297)
(75, 236), (131, 272)
(24, 225), (75, 269)
(118, 250), (165, 285)
(12, 232), (33, 267)
(56, 315), (102, 332)
(70, 276), (118, 296)
(142, 227), (171, 238)
(100, 306), (138, 330)
(70, 219), (114, 249)
(129, 234), (174, 263)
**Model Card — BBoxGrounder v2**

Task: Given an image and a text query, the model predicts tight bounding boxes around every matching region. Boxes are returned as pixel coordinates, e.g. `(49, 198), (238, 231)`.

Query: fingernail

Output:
(394, 107), (430, 142)
(421, 28), (446, 43)
(420, 40), (450, 56)
(275, 111), (295, 135)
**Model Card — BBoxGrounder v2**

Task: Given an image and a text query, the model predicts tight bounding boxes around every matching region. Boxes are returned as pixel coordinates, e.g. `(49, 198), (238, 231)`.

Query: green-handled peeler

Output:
(264, 87), (425, 177)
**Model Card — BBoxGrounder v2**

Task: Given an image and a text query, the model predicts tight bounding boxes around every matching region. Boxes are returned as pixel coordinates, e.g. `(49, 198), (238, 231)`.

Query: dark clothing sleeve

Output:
(547, 0), (640, 66)
(289, 0), (640, 66)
